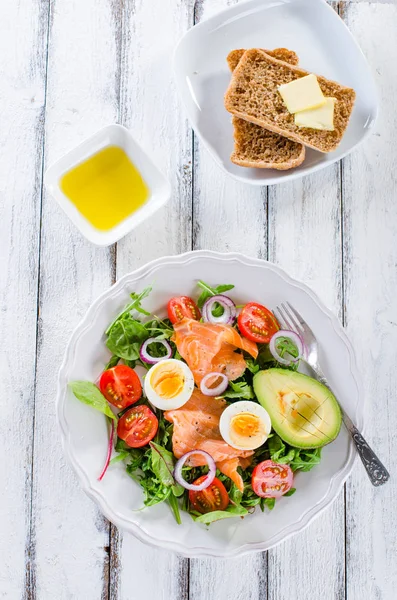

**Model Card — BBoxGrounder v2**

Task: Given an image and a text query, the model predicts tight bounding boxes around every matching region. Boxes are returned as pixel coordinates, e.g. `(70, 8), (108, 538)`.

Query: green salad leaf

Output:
(194, 504), (248, 524)
(222, 380), (254, 400)
(261, 497), (276, 511)
(267, 434), (321, 471)
(105, 286), (152, 335)
(196, 280), (235, 308)
(106, 317), (148, 360)
(149, 442), (176, 487)
(290, 449), (322, 472)
(69, 381), (117, 421)
(109, 451), (130, 465)
(104, 355), (119, 370)
(168, 493), (182, 525)
(245, 358), (260, 374)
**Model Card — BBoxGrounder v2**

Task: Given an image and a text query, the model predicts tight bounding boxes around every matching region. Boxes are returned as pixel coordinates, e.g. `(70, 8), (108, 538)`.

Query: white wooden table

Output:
(1, 0), (396, 598)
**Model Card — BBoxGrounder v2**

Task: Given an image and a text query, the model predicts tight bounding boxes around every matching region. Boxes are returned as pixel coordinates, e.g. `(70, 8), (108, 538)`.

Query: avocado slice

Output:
(253, 368), (342, 449)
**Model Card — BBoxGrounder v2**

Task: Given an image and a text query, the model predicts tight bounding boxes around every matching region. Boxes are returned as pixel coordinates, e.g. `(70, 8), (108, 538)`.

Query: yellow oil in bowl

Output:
(60, 145), (149, 231)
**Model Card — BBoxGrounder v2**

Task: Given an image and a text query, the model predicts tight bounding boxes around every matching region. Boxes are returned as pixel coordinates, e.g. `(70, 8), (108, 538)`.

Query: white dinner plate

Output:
(174, 0), (378, 186)
(57, 251), (363, 558)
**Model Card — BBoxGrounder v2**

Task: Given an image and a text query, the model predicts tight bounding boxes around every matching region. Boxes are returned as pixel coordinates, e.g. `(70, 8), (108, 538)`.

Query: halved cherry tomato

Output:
(189, 476), (229, 514)
(238, 302), (279, 344)
(117, 405), (158, 448)
(251, 460), (293, 499)
(167, 296), (201, 324)
(100, 365), (142, 410)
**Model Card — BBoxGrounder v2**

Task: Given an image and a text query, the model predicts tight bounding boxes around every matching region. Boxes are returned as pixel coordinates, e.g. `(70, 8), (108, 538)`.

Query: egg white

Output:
(144, 358), (194, 410)
(219, 400), (272, 451)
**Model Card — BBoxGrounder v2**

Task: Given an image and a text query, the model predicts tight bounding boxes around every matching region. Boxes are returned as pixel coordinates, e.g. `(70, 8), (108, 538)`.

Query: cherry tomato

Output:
(100, 365), (142, 409)
(251, 460), (293, 498)
(189, 476), (229, 514)
(117, 405), (158, 448)
(238, 302), (279, 344)
(167, 296), (201, 324)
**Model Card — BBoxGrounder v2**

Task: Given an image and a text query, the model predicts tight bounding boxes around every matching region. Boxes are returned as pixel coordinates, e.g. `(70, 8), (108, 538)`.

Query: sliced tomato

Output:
(117, 405), (158, 448)
(189, 476), (229, 514)
(100, 365), (142, 409)
(238, 302), (279, 344)
(251, 460), (293, 499)
(167, 296), (201, 324)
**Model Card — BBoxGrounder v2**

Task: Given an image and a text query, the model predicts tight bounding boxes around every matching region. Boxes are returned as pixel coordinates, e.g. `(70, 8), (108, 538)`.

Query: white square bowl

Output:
(174, 0), (378, 186)
(44, 124), (171, 246)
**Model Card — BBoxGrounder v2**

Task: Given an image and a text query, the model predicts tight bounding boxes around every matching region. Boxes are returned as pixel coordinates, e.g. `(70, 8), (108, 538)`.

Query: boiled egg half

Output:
(219, 401), (272, 451)
(144, 358), (194, 410)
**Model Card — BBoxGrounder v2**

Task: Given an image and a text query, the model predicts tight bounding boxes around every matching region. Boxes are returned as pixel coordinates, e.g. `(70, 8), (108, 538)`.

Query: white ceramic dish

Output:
(174, 0), (378, 186)
(44, 124), (171, 246)
(57, 250), (363, 558)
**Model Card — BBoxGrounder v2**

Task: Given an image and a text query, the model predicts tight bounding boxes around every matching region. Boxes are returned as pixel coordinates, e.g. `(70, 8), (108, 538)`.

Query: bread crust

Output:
(228, 48), (305, 170)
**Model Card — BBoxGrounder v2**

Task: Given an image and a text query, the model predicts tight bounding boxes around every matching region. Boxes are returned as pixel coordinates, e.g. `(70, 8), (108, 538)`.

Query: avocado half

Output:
(253, 368), (342, 449)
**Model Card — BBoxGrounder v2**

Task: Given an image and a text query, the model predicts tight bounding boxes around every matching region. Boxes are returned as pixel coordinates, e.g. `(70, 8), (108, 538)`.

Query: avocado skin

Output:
(253, 368), (342, 449)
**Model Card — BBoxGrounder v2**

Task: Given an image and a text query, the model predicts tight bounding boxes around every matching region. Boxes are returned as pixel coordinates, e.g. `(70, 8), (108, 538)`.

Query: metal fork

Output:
(273, 302), (389, 487)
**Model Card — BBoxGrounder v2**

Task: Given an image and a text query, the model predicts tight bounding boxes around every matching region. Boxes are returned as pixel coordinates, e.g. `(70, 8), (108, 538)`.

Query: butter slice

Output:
(294, 97), (336, 131)
(278, 74), (326, 114)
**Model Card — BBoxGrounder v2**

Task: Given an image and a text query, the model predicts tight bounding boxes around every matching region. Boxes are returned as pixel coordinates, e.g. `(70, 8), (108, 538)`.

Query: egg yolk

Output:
(230, 413), (266, 448)
(150, 365), (184, 399)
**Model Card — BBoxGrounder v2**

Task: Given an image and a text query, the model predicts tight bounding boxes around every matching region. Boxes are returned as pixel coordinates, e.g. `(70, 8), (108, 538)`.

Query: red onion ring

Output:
(200, 372), (228, 396)
(98, 419), (115, 481)
(269, 330), (304, 366)
(173, 450), (216, 491)
(202, 294), (236, 325)
(140, 337), (172, 364)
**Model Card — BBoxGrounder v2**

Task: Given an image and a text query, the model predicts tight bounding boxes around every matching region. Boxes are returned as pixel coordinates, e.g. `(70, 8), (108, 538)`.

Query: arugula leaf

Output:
(194, 504), (248, 524)
(266, 434), (321, 471)
(145, 317), (174, 340)
(290, 448), (321, 472)
(284, 487), (296, 497)
(222, 380), (254, 400)
(140, 478), (172, 507)
(69, 381), (117, 421)
(245, 358), (260, 374)
(105, 286), (152, 335)
(267, 434), (286, 461)
(196, 280), (234, 308)
(106, 317), (148, 360)
(276, 448), (296, 464)
(109, 451), (130, 465)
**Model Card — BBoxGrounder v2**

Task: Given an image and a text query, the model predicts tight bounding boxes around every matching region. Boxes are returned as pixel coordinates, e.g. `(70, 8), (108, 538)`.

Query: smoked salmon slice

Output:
(164, 389), (253, 492)
(172, 318), (258, 385)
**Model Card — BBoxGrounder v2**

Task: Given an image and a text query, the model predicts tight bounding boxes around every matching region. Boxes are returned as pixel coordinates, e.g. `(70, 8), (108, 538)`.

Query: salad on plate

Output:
(69, 281), (342, 525)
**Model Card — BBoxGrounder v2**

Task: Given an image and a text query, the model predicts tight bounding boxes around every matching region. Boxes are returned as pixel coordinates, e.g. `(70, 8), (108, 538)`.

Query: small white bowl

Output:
(44, 124), (171, 246)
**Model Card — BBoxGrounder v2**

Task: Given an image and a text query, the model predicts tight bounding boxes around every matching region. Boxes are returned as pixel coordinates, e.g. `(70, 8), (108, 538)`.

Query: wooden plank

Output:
(190, 1), (269, 598)
(30, 0), (122, 597)
(341, 2), (397, 598)
(0, 1), (48, 598)
(264, 0), (347, 594)
(111, 0), (193, 597)
(266, 114), (346, 600)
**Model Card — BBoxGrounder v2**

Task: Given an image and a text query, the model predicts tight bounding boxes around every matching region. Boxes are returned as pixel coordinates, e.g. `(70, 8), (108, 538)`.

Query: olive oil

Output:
(60, 145), (149, 231)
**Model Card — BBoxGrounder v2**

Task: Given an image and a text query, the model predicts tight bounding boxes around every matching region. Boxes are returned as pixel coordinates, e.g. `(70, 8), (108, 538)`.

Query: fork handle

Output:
(307, 364), (390, 487)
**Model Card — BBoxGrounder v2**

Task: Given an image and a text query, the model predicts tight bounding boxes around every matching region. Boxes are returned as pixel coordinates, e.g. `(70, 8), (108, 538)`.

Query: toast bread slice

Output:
(227, 48), (299, 72)
(227, 48), (305, 170)
(225, 48), (356, 153)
